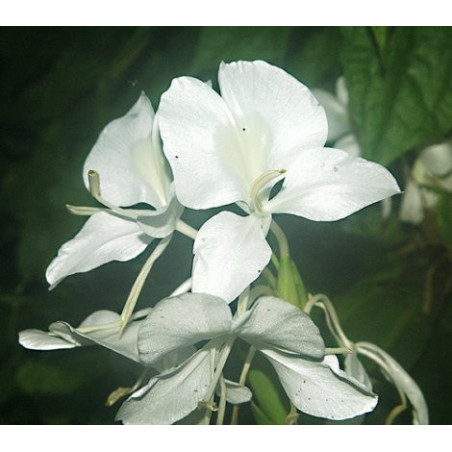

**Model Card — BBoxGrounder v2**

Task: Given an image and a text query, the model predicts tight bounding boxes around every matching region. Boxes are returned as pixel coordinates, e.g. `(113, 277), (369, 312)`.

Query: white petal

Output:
(137, 191), (183, 238)
(83, 92), (170, 209)
(138, 293), (232, 365)
(18, 329), (79, 350)
(344, 353), (373, 391)
(267, 147), (401, 221)
(222, 380), (252, 404)
(419, 141), (452, 177)
(399, 179), (426, 224)
(192, 211), (272, 303)
(334, 133), (361, 157)
(46, 211), (153, 288)
(356, 342), (429, 425)
(159, 77), (249, 209)
(237, 296), (324, 359)
(116, 348), (212, 425)
(312, 88), (350, 142)
(219, 61), (328, 171)
(262, 349), (378, 420)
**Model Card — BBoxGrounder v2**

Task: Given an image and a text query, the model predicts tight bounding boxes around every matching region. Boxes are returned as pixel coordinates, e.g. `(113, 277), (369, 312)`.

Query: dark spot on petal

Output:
(242, 128), (246, 131)
(257, 269), (261, 273)
(175, 155), (179, 159)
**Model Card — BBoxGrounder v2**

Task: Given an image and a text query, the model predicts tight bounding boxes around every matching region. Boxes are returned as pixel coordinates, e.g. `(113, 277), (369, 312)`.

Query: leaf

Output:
(341, 27), (452, 165)
(247, 353), (289, 425)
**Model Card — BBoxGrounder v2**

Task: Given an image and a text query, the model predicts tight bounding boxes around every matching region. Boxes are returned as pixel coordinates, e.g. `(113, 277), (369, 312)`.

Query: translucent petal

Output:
(192, 211), (272, 303)
(116, 348), (212, 425)
(263, 349), (378, 420)
(267, 147), (401, 221)
(138, 293), (232, 366)
(237, 296), (324, 359)
(46, 211), (153, 288)
(83, 92), (170, 209)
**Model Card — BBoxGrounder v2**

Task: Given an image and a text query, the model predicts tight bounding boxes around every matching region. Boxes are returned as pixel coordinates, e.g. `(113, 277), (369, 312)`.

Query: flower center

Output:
(249, 169), (286, 212)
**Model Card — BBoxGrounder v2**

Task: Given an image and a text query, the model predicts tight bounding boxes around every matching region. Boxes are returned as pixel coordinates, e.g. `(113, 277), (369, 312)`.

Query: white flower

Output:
(399, 141), (452, 224)
(116, 293), (377, 424)
(158, 61), (401, 301)
(46, 92), (183, 289)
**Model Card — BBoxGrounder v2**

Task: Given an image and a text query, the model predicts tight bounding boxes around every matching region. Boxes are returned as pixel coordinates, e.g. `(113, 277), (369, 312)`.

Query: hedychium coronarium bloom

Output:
(157, 60), (401, 303)
(45, 92), (197, 329)
(115, 292), (377, 425)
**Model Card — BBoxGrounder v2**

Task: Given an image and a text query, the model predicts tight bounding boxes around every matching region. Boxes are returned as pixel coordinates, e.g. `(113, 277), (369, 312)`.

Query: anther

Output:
(88, 169), (101, 198)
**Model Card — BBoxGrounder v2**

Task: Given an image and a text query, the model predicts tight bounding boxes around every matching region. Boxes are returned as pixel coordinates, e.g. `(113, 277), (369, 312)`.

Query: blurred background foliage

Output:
(1, 26), (451, 424)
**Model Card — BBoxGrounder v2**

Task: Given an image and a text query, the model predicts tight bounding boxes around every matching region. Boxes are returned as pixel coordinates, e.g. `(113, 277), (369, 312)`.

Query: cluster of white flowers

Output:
(19, 60), (428, 425)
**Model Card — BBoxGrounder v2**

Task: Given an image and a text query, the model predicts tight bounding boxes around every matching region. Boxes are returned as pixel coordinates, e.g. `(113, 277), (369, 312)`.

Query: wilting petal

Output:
(267, 147), (400, 221)
(356, 342), (429, 425)
(116, 348), (212, 425)
(262, 350), (378, 420)
(46, 211), (153, 288)
(219, 61), (327, 172)
(159, 77), (249, 209)
(192, 211), (272, 303)
(138, 293), (232, 366)
(83, 92), (170, 209)
(237, 296), (324, 359)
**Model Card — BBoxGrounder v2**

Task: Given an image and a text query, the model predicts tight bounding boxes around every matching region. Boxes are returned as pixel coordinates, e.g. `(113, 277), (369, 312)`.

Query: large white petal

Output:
(356, 342), (429, 425)
(159, 77), (249, 209)
(237, 296), (324, 359)
(138, 293), (232, 366)
(83, 92), (170, 209)
(192, 211), (272, 303)
(262, 349), (378, 421)
(266, 147), (401, 221)
(116, 348), (212, 425)
(219, 60), (328, 172)
(46, 211), (153, 288)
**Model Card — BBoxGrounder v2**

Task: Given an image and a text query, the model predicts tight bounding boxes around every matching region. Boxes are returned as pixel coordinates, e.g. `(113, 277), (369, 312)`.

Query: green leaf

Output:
(341, 27), (452, 165)
(247, 353), (289, 425)
(190, 27), (292, 77)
